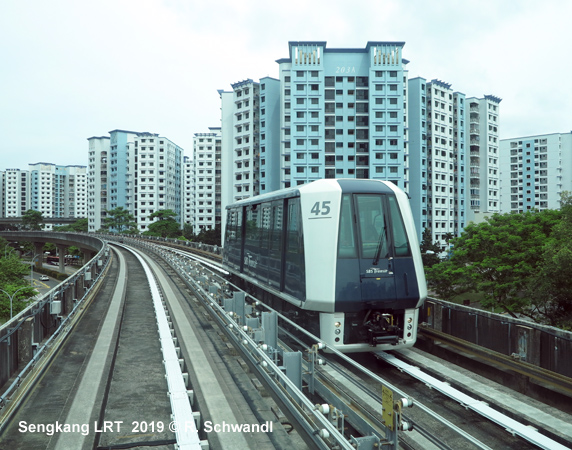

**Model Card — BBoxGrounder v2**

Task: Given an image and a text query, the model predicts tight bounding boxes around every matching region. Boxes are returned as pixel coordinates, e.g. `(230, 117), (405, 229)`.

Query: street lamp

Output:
(0, 286), (30, 320)
(4, 243), (15, 258)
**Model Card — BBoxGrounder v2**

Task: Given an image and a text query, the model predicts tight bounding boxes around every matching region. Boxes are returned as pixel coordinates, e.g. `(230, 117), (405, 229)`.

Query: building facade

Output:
(465, 95), (502, 223)
(2, 169), (30, 218)
(27, 162), (87, 229)
(408, 79), (467, 248)
(275, 41), (409, 190)
(189, 128), (222, 234)
(215, 41), (507, 246)
(87, 136), (110, 232)
(499, 132), (572, 213)
(88, 130), (183, 233)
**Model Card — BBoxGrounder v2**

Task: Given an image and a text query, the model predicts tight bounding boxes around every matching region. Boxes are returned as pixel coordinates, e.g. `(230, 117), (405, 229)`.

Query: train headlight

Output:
(407, 324), (413, 330)
(334, 322), (341, 328)
(334, 329), (341, 335)
(407, 317), (413, 323)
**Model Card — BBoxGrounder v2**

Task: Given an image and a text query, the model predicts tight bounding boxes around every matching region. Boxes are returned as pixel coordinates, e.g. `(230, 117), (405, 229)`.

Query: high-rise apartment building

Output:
(132, 132), (183, 233)
(28, 163), (87, 229)
(216, 41), (503, 246)
(408, 79), (467, 248)
(108, 129), (139, 212)
(189, 128), (222, 234)
(88, 129), (183, 233)
(0, 164), (86, 229)
(465, 95), (502, 223)
(3, 169), (30, 218)
(258, 77), (281, 194)
(64, 165), (88, 219)
(275, 41), (409, 189)
(87, 136), (110, 232)
(0, 171), (4, 217)
(183, 155), (194, 229)
(499, 132), (572, 213)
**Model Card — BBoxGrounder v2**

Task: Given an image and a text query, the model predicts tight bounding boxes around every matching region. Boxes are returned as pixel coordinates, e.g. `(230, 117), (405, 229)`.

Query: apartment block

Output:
(133, 132), (183, 232)
(27, 163), (87, 229)
(465, 95), (502, 223)
(88, 129), (183, 233)
(276, 41), (409, 189)
(499, 132), (572, 212)
(3, 169), (30, 217)
(190, 128), (222, 234)
(258, 77), (281, 194)
(87, 136), (111, 232)
(183, 155), (194, 229)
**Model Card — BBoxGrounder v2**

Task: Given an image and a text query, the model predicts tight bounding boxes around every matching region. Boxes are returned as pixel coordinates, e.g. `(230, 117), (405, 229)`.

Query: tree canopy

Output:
(101, 207), (137, 234)
(426, 201), (572, 328)
(0, 237), (37, 320)
(54, 218), (88, 232)
(142, 209), (181, 238)
(22, 209), (44, 230)
(420, 227), (442, 268)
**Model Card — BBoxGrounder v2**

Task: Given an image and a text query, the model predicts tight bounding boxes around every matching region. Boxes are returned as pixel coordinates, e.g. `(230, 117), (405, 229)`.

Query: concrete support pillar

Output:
(57, 244), (67, 274)
(63, 285), (74, 315)
(82, 249), (94, 265)
(33, 242), (45, 269)
(17, 317), (35, 366)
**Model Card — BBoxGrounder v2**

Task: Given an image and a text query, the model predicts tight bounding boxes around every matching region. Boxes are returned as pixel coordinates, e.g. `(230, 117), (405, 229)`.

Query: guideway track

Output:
(134, 239), (490, 450)
(0, 245), (200, 449)
(147, 239), (572, 450)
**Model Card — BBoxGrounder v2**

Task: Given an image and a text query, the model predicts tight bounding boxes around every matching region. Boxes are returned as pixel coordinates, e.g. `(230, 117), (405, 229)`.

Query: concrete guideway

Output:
(1, 246), (181, 449)
(54, 246), (128, 449)
(0, 248), (120, 448)
(376, 349), (572, 450)
(136, 250), (265, 450)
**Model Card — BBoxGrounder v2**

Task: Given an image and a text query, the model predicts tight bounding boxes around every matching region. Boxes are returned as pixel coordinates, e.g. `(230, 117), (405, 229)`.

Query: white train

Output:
(223, 179), (427, 353)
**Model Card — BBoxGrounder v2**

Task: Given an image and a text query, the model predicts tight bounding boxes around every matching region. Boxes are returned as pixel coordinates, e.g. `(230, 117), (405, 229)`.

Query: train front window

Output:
(355, 194), (389, 260)
(388, 195), (411, 257)
(338, 194), (357, 258)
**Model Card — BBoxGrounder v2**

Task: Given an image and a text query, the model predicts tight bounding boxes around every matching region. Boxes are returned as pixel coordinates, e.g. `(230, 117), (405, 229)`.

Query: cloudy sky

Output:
(1, 0), (570, 170)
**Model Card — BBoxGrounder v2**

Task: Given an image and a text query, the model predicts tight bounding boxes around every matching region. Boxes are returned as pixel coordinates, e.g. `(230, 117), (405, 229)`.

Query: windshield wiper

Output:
(372, 224), (387, 266)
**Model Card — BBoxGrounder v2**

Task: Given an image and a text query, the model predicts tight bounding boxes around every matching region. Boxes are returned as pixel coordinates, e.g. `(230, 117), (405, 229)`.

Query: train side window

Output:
(284, 197), (305, 299)
(260, 204), (272, 250)
(245, 206), (260, 254)
(224, 208), (242, 269)
(388, 196), (411, 256)
(269, 201), (283, 256)
(338, 194), (357, 258)
(286, 199), (302, 253)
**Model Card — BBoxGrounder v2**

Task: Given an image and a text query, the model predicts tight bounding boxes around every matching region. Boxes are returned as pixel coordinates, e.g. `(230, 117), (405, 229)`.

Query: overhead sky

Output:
(1, 0), (570, 170)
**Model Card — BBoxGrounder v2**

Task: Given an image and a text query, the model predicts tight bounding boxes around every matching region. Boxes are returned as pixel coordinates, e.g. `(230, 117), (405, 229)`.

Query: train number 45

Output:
(311, 201), (331, 216)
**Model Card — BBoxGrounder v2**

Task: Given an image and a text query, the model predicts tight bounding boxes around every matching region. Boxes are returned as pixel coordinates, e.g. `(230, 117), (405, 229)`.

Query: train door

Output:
(354, 194), (397, 304)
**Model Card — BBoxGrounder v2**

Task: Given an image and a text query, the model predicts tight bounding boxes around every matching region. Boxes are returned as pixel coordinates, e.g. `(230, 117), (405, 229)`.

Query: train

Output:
(223, 178), (427, 353)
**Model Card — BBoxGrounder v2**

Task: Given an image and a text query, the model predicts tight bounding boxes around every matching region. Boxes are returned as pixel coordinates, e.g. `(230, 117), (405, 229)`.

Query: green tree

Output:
(525, 193), (572, 328)
(22, 209), (44, 230)
(143, 209), (180, 238)
(427, 210), (561, 316)
(102, 207), (137, 234)
(420, 227), (441, 268)
(53, 218), (88, 232)
(182, 223), (196, 241)
(196, 225), (221, 246)
(0, 238), (37, 320)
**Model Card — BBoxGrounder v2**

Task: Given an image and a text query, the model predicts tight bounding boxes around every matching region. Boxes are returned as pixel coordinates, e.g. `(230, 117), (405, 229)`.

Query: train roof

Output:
(226, 179), (398, 209)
